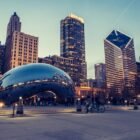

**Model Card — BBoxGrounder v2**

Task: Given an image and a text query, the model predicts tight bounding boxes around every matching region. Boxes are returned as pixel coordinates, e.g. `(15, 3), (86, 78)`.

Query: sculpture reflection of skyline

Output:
(0, 63), (75, 105)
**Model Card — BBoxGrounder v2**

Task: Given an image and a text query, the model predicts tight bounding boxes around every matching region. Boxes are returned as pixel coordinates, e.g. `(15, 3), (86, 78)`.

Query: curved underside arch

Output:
(0, 81), (75, 105)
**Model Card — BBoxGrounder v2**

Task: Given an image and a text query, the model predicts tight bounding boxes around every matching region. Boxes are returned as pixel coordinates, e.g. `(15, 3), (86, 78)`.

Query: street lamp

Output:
(16, 96), (24, 115)
(137, 94), (140, 98)
(0, 102), (4, 108)
(133, 98), (138, 110)
(81, 95), (84, 99)
(19, 96), (22, 100)
(133, 94), (140, 110)
(54, 96), (57, 105)
(76, 97), (82, 112)
(124, 100), (127, 105)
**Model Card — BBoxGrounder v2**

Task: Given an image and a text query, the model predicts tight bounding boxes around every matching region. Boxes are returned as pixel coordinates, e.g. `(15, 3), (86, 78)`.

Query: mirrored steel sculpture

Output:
(0, 63), (75, 104)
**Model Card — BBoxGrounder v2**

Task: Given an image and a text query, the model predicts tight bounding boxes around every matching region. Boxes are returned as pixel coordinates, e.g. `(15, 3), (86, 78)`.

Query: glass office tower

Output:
(60, 14), (87, 85)
(95, 63), (106, 88)
(104, 30), (137, 95)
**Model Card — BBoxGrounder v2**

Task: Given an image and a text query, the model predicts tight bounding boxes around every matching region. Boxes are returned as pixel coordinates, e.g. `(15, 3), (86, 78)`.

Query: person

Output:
(84, 95), (91, 113)
(85, 100), (90, 113)
(95, 96), (100, 109)
(12, 103), (16, 117)
(76, 98), (82, 112)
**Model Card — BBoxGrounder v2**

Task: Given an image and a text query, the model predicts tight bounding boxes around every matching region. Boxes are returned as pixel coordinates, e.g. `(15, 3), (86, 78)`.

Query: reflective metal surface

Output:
(0, 63), (75, 104)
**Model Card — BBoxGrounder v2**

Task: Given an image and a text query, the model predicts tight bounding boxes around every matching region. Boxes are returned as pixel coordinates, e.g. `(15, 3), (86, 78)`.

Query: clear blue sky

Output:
(0, 0), (140, 78)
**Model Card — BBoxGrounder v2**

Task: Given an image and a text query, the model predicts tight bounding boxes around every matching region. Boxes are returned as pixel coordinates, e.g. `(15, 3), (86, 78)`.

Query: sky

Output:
(0, 0), (140, 78)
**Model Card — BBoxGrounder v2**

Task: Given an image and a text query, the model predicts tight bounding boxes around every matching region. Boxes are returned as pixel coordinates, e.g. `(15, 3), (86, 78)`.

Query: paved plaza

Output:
(0, 106), (140, 140)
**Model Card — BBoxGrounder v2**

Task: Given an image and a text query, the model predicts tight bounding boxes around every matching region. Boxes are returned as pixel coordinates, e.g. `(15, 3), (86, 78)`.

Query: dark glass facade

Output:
(136, 62), (140, 95)
(136, 62), (140, 73)
(60, 14), (87, 85)
(0, 63), (75, 104)
(106, 30), (131, 49)
(0, 43), (5, 75)
(95, 63), (106, 88)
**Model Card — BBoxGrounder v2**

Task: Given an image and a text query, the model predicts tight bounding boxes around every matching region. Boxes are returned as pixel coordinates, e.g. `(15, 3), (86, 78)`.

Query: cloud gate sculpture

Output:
(0, 63), (75, 105)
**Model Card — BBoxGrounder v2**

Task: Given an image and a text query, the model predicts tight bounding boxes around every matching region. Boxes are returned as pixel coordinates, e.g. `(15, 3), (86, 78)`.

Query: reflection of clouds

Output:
(52, 73), (73, 85)
(1, 64), (74, 88)
(1, 74), (73, 91)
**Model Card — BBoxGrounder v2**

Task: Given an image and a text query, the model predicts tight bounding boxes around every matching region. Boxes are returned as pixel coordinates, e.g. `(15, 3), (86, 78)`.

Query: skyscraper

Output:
(60, 14), (87, 85)
(6, 12), (21, 38)
(95, 63), (106, 88)
(136, 62), (140, 95)
(4, 12), (21, 72)
(104, 30), (137, 95)
(4, 12), (38, 72)
(0, 42), (5, 76)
